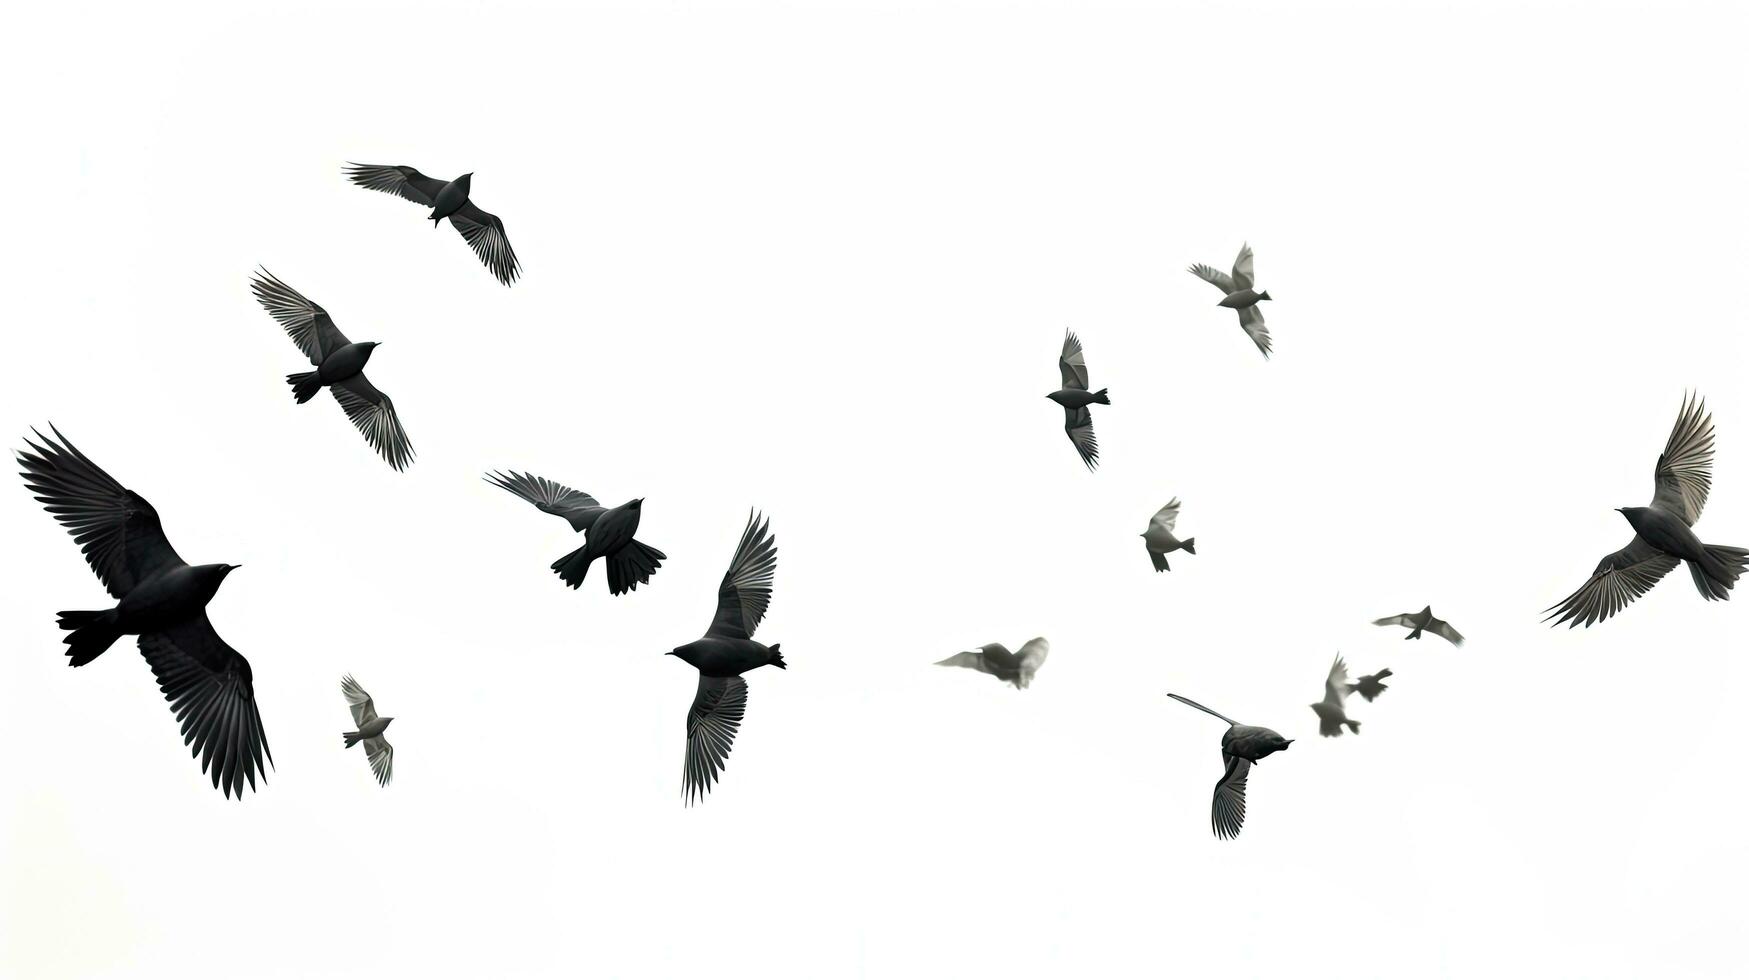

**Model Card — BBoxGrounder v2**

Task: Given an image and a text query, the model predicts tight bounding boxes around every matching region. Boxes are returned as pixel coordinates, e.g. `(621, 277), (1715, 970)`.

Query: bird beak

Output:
(228, 564), (243, 571)
(663, 651), (675, 656)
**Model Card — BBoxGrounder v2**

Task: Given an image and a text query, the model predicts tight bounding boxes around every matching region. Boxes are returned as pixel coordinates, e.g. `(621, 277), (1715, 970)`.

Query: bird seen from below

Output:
(1373, 606), (1464, 646)
(1189, 243), (1272, 358)
(1167, 693), (1293, 839)
(340, 674), (395, 787)
(935, 638), (1049, 690)
(1346, 668), (1393, 703)
(1046, 330), (1109, 471)
(1310, 655), (1360, 737)
(343, 163), (521, 286)
(485, 471), (666, 595)
(1141, 498), (1196, 571)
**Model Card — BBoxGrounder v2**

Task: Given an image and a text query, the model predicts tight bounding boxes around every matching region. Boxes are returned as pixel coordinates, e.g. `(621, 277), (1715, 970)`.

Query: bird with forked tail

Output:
(486, 471), (666, 596)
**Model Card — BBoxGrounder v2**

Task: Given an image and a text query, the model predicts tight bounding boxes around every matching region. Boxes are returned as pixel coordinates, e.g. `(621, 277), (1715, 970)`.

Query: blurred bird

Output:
(1141, 498), (1196, 571)
(1310, 655), (1360, 737)
(1546, 393), (1749, 627)
(1167, 693), (1293, 839)
(1046, 330), (1109, 471)
(1189, 243), (1272, 358)
(340, 674), (394, 787)
(17, 427), (272, 798)
(1373, 606), (1464, 646)
(935, 638), (1049, 689)
(1346, 668), (1393, 703)
(344, 164), (521, 285)
(251, 270), (414, 471)
(485, 471), (666, 595)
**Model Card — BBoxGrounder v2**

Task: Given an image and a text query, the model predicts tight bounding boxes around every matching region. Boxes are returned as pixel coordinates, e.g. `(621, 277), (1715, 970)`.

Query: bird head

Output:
(1616, 505), (1649, 527)
(1044, 391), (1065, 405)
(365, 341), (383, 350)
(221, 563), (242, 576)
(380, 717), (395, 727)
(629, 498), (645, 509)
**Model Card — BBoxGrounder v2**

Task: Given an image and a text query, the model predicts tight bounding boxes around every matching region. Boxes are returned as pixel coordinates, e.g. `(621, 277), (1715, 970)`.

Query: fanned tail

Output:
(287, 371), (322, 404)
(1690, 544), (1749, 600)
(57, 609), (121, 667)
(605, 540), (667, 596)
(550, 543), (594, 589)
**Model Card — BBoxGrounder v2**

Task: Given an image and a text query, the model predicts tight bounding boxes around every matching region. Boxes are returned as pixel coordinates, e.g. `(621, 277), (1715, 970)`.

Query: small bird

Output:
(344, 164), (521, 285)
(18, 427), (272, 798)
(935, 638), (1049, 689)
(1141, 498), (1197, 571)
(1046, 330), (1109, 471)
(1346, 668), (1393, 703)
(666, 511), (785, 805)
(340, 674), (394, 787)
(1189, 243), (1272, 358)
(251, 270), (414, 471)
(1310, 655), (1360, 737)
(1373, 606), (1464, 646)
(485, 471), (666, 595)
(1547, 393), (1749, 627)
(1167, 693), (1293, 839)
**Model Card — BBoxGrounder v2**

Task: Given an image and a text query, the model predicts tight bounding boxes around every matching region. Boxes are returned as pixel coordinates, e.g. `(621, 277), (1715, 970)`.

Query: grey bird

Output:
(1167, 693), (1293, 839)
(1141, 498), (1197, 571)
(1046, 330), (1109, 471)
(1546, 393), (1749, 627)
(935, 638), (1049, 689)
(344, 164), (521, 285)
(667, 511), (785, 805)
(1310, 655), (1360, 737)
(1373, 606), (1464, 646)
(251, 270), (414, 471)
(340, 674), (394, 787)
(485, 471), (666, 595)
(1346, 668), (1393, 703)
(1189, 243), (1272, 358)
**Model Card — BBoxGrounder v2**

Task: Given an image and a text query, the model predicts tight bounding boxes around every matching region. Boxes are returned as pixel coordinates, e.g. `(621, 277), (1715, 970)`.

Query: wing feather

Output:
(1649, 392), (1714, 525)
(683, 675), (747, 805)
(343, 163), (444, 206)
(705, 511), (777, 640)
(1544, 536), (1681, 628)
(484, 471), (604, 531)
(332, 375), (414, 471)
(139, 615), (272, 799)
(451, 203), (521, 286)
(249, 269), (351, 364)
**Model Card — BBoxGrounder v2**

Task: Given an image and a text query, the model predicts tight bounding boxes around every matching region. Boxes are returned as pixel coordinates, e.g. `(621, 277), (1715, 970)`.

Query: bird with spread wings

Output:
(341, 675), (395, 787)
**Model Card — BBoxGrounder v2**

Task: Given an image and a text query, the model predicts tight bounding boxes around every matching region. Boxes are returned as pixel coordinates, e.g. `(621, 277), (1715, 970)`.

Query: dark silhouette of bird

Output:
(935, 638), (1049, 689)
(1141, 498), (1196, 571)
(1346, 668), (1393, 702)
(17, 427), (272, 798)
(666, 511), (785, 805)
(1373, 606), (1464, 646)
(1546, 393), (1749, 627)
(340, 674), (394, 787)
(251, 269), (414, 471)
(1046, 330), (1108, 471)
(1189, 243), (1272, 358)
(344, 164), (521, 285)
(1167, 693), (1292, 839)
(1310, 655), (1360, 737)
(485, 471), (666, 595)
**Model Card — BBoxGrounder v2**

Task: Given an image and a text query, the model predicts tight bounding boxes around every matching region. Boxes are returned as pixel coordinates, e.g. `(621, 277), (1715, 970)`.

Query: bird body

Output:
(1049, 331), (1107, 470)
(1141, 498), (1196, 572)
(1167, 693), (1291, 839)
(1217, 288), (1271, 309)
(103, 563), (235, 639)
(671, 636), (785, 678)
(1189, 243), (1273, 357)
(1222, 724), (1291, 761)
(315, 341), (378, 385)
(429, 173), (472, 225)
(1373, 605), (1463, 645)
(486, 472), (666, 595)
(346, 716), (394, 743)
(935, 638), (1049, 689)
(1046, 388), (1109, 410)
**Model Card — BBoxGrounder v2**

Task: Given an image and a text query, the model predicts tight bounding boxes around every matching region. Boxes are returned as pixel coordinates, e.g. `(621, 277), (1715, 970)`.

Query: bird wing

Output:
(340, 674), (379, 728)
(450, 202), (521, 286)
(1016, 637), (1050, 672)
(1212, 754), (1250, 840)
(1167, 693), (1241, 727)
(935, 643), (1012, 674)
(1149, 498), (1181, 534)
(705, 511), (778, 640)
(1426, 616), (1465, 646)
(683, 675), (747, 806)
(1648, 392), (1714, 525)
(1230, 243), (1256, 291)
(1371, 613), (1416, 628)
(1236, 303), (1272, 358)
(18, 426), (187, 599)
(362, 737), (394, 787)
(1063, 406), (1099, 471)
(331, 374), (415, 471)
(1058, 331), (1090, 390)
(1544, 536), (1681, 628)
(1188, 263), (1236, 294)
(138, 613), (273, 799)
(343, 163), (446, 206)
(249, 269), (351, 365)
(1323, 655), (1351, 704)
(483, 470), (604, 532)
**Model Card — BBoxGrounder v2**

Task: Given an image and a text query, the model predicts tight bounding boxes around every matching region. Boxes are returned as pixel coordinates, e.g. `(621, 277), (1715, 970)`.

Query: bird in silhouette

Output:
(17, 427), (272, 798)
(666, 511), (785, 805)
(340, 674), (394, 787)
(344, 164), (521, 285)
(1046, 330), (1109, 471)
(1189, 243), (1272, 358)
(935, 638), (1049, 689)
(1546, 393), (1749, 627)
(1346, 668), (1393, 703)
(1141, 498), (1196, 571)
(1373, 606), (1464, 646)
(485, 471), (666, 595)
(1310, 655), (1360, 737)
(1167, 693), (1292, 839)
(251, 270), (414, 471)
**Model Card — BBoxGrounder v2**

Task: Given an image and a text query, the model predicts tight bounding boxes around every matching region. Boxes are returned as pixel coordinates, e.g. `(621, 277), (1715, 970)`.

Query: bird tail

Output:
(1689, 544), (1749, 600)
(343, 731), (364, 748)
(287, 371), (322, 404)
(57, 609), (122, 667)
(1346, 720), (1361, 734)
(1091, 387), (1110, 405)
(1150, 549), (1169, 572)
(1180, 537), (1196, 555)
(1405, 627), (1423, 640)
(1258, 290), (1272, 302)
(549, 543), (595, 589)
(768, 643), (787, 669)
(605, 540), (667, 596)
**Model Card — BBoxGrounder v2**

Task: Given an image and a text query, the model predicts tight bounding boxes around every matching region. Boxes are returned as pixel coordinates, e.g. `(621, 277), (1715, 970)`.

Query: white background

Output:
(3, 1), (1746, 977)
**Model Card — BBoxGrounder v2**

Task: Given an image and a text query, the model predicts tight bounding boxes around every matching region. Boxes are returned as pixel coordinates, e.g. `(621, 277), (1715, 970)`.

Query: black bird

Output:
(666, 511), (785, 805)
(1046, 330), (1109, 471)
(1189, 243), (1272, 358)
(1346, 668), (1393, 703)
(344, 164), (521, 286)
(340, 674), (395, 787)
(251, 270), (414, 471)
(1373, 606), (1464, 646)
(1167, 693), (1293, 839)
(484, 471), (666, 595)
(1547, 393), (1749, 627)
(1310, 655), (1360, 737)
(18, 427), (272, 798)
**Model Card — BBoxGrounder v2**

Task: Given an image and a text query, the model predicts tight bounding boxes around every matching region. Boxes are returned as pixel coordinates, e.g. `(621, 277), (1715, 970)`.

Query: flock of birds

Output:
(15, 167), (1748, 837)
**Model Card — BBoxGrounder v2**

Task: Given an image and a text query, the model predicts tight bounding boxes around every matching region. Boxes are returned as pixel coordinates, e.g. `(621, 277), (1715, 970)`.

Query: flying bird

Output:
(343, 164), (521, 286)
(251, 270), (414, 471)
(666, 511), (785, 805)
(1046, 330), (1109, 471)
(1373, 606), (1464, 646)
(1189, 243), (1272, 358)
(1546, 393), (1749, 627)
(935, 638), (1049, 689)
(341, 674), (394, 787)
(1141, 498), (1196, 571)
(1346, 668), (1393, 703)
(1167, 693), (1293, 839)
(17, 427), (272, 798)
(485, 471), (666, 595)
(1310, 655), (1360, 737)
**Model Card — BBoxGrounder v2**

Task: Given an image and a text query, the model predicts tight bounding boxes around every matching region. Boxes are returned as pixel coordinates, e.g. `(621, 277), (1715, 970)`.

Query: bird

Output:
(666, 511), (785, 805)
(1141, 498), (1196, 571)
(343, 164), (521, 285)
(935, 638), (1049, 689)
(1372, 606), (1464, 646)
(1310, 655), (1360, 737)
(340, 674), (394, 787)
(484, 471), (666, 595)
(1046, 330), (1109, 471)
(1546, 393), (1749, 627)
(1346, 668), (1393, 703)
(1189, 243), (1272, 358)
(251, 269), (415, 471)
(1167, 694), (1292, 839)
(17, 426), (272, 798)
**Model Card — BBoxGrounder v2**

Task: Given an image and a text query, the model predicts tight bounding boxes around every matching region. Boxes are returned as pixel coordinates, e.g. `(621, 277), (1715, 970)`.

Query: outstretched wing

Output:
(1372, 613), (1416, 628)
(341, 674), (379, 728)
(683, 675), (747, 806)
(1323, 655), (1351, 703)
(1188, 262), (1236, 294)
(1212, 754), (1250, 840)
(1058, 331), (1090, 390)
(1230, 242), (1256, 291)
(343, 163), (446, 206)
(450, 202), (521, 286)
(1237, 304), (1272, 358)
(1063, 406), (1098, 471)
(1649, 392), (1714, 525)
(1544, 536), (1681, 628)
(705, 511), (777, 640)
(1015, 637), (1050, 676)
(332, 375), (414, 471)
(250, 269), (352, 365)
(362, 737), (394, 787)
(1426, 617), (1465, 646)
(484, 471), (604, 532)
(138, 614), (273, 799)
(1149, 499), (1181, 534)
(935, 643), (1015, 675)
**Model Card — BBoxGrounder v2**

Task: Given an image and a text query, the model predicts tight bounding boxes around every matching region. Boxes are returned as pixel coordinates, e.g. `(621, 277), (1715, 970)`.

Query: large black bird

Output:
(1046, 330), (1109, 471)
(251, 270), (415, 471)
(667, 511), (785, 805)
(1167, 693), (1292, 839)
(485, 471), (666, 595)
(343, 164), (521, 285)
(18, 427), (273, 798)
